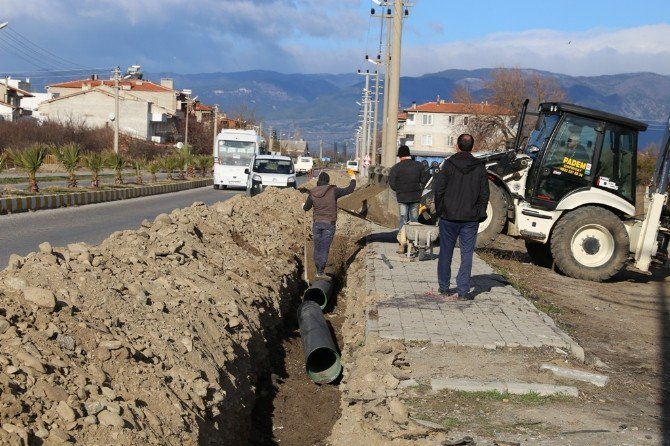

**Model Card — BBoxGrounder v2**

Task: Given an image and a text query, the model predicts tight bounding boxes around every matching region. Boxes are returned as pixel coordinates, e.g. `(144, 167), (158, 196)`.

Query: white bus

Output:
(213, 129), (265, 189)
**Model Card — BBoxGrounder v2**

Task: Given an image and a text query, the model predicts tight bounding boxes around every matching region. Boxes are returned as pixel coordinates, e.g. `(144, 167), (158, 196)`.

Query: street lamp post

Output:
(112, 66), (121, 154)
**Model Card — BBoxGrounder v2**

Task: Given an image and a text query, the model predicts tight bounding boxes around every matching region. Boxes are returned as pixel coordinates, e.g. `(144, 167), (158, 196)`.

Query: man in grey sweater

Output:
(303, 171), (356, 279)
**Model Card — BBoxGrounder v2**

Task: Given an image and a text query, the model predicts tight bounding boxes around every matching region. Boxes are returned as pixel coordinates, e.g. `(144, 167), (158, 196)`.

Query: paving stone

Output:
(431, 378), (506, 393)
(540, 363), (609, 387)
(506, 381), (579, 397)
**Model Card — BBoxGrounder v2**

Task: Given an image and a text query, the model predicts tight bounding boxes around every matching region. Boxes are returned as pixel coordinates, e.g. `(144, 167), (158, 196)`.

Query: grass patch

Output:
(405, 388), (565, 437)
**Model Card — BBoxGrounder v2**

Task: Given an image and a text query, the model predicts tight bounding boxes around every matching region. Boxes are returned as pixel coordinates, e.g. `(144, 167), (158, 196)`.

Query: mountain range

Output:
(141, 69), (670, 151)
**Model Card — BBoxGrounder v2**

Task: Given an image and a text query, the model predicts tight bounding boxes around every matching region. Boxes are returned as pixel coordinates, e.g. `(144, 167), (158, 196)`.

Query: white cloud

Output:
(401, 24), (670, 77)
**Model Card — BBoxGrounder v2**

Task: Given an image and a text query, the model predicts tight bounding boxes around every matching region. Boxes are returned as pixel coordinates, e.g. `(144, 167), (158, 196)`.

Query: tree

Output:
(55, 142), (81, 188)
(0, 152), (6, 174)
(194, 155), (214, 178)
(106, 152), (127, 185)
(160, 155), (181, 181)
(133, 158), (146, 185)
(146, 160), (160, 183)
(453, 67), (566, 151)
(83, 152), (104, 188)
(9, 144), (47, 193)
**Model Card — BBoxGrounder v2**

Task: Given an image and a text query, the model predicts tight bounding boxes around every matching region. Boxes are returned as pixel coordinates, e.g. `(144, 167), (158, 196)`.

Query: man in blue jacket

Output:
(433, 134), (489, 300)
(389, 145), (430, 253)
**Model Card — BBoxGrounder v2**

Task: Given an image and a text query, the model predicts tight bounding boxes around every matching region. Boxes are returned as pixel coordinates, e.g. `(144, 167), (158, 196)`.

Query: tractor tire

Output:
(476, 181), (507, 248)
(524, 240), (554, 268)
(550, 206), (629, 282)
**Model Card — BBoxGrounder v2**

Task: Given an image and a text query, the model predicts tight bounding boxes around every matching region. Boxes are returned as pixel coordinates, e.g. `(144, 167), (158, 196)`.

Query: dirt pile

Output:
(327, 251), (450, 445)
(0, 187), (308, 445)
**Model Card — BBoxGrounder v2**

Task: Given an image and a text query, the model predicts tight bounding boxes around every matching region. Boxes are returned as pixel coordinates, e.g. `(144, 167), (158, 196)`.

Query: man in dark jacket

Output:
(389, 145), (430, 253)
(433, 134), (489, 300)
(303, 171), (356, 279)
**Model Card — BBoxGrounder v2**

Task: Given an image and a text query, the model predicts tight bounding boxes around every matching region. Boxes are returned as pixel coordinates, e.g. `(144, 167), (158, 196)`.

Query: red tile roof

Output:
(404, 101), (513, 115)
(48, 79), (173, 92)
(194, 103), (212, 111)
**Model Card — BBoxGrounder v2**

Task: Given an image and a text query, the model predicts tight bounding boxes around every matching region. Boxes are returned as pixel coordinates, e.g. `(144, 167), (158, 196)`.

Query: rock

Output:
(383, 373), (400, 389)
(100, 386), (116, 400)
(388, 398), (409, 425)
(99, 340), (123, 350)
(83, 415), (98, 425)
(22, 287), (57, 311)
(16, 350), (46, 374)
(4, 276), (28, 291)
(39, 242), (53, 254)
(56, 334), (76, 351)
(181, 337), (193, 353)
(154, 213), (173, 225)
(212, 201), (234, 217)
(56, 401), (77, 423)
(38, 383), (69, 402)
(6, 254), (23, 270)
(0, 317), (10, 335)
(98, 410), (124, 428)
(94, 347), (112, 361)
(1, 423), (28, 444)
(84, 400), (105, 416)
(47, 427), (72, 443)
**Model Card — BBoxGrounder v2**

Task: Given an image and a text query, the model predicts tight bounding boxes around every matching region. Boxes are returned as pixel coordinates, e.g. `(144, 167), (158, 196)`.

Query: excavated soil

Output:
(0, 170), (370, 446)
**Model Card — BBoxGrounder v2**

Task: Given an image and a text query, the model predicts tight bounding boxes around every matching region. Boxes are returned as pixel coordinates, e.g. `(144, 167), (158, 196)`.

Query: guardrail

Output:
(0, 179), (213, 214)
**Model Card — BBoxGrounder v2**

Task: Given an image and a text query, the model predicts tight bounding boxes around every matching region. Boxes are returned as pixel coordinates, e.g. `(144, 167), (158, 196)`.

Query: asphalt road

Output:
(0, 185), (243, 268)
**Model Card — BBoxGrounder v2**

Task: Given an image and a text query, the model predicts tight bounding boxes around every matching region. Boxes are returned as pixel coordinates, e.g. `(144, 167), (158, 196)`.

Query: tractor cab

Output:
(523, 103), (647, 213)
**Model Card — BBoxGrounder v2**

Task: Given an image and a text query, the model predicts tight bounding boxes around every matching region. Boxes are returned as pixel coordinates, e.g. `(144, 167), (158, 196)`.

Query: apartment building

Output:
(399, 100), (514, 155)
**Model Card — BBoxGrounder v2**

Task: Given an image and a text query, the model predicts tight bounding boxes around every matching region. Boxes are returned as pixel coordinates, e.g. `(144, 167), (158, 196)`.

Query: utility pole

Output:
(112, 66), (121, 154)
(319, 139), (323, 161)
(213, 104), (219, 155)
(357, 70), (372, 176)
(382, 0), (404, 167)
(380, 7), (392, 165)
(184, 96), (190, 151)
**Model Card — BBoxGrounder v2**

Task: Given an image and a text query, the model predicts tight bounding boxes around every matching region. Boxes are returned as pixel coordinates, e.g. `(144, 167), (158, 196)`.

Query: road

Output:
(0, 186), (243, 268)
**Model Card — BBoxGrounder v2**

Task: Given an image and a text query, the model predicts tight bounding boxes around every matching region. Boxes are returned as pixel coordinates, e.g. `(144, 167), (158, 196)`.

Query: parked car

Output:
(245, 154), (297, 196)
(346, 160), (359, 173)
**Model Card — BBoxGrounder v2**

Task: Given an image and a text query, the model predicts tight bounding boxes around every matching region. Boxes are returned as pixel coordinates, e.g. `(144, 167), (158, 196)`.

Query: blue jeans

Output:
(398, 202), (419, 231)
(313, 221), (336, 273)
(437, 219), (479, 296)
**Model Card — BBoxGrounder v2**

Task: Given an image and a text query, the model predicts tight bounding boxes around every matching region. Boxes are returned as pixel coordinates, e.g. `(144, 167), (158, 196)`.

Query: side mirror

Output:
(244, 168), (250, 174)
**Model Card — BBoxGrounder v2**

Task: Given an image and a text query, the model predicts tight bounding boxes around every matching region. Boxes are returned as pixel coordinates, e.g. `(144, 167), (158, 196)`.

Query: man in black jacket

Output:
(433, 134), (489, 300)
(389, 145), (430, 253)
(303, 171), (356, 279)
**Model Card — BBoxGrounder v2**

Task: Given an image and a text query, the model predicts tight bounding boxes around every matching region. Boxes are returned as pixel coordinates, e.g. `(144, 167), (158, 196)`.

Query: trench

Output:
(249, 232), (362, 445)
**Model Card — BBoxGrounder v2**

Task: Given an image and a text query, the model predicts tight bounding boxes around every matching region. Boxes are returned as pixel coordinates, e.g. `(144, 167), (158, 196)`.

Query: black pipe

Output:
(303, 279), (333, 310)
(297, 300), (342, 384)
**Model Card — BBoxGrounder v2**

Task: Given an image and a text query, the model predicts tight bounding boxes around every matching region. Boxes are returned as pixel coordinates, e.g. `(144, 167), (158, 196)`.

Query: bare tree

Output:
(453, 67), (566, 151)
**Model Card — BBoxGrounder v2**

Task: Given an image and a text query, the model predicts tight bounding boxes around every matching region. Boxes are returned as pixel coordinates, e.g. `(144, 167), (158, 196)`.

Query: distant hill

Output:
(34, 68), (670, 150)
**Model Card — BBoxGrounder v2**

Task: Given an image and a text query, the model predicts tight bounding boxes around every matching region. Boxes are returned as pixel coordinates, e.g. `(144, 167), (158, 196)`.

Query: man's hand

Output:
(348, 169), (356, 179)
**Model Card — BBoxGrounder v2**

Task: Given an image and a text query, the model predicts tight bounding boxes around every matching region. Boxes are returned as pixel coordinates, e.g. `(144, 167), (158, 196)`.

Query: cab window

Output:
(533, 116), (598, 204)
(596, 128), (635, 202)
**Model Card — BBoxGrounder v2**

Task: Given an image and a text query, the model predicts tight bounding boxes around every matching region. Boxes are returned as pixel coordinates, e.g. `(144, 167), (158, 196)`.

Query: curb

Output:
(0, 179), (213, 215)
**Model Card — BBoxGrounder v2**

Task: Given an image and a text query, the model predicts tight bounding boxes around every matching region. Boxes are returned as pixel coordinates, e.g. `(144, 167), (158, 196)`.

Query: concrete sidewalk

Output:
(364, 224), (584, 361)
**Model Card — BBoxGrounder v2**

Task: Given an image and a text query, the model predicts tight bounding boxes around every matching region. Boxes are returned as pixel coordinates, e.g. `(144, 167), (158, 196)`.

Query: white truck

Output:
(294, 156), (314, 176)
(213, 129), (264, 189)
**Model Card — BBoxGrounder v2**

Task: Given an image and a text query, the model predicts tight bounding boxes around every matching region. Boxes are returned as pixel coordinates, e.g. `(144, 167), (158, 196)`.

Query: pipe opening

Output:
(306, 347), (342, 384)
(304, 287), (328, 309)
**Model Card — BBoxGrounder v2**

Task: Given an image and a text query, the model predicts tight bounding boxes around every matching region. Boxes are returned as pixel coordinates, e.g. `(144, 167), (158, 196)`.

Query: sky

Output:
(0, 0), (669, 81)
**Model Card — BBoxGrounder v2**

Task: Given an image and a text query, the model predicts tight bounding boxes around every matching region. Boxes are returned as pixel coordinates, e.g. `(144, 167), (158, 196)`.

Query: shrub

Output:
(54, 143), (82, 188)
(146, 160), (160, 183)
(8, 143), (48, 192)
(83, 151), (104, 188)
(106, 152), (127, 185)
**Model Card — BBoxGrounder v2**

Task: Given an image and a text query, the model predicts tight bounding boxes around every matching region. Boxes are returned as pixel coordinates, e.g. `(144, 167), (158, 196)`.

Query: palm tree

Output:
(146, 159), (160, 183)
(55, 143), (81, 188)
(195, 155), (214, 177)
(160, 155), (181, 181)
(83, 152), (104, 188)
(8, 144), (47, 193)
(106, 152), (127, 185)
(133, 158), (146, 185)
(178, 144), (193, 179)
(0, 152), (6, 174)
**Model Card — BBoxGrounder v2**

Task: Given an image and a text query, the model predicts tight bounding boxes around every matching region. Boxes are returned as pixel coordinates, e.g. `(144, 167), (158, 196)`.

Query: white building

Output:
(398, 100), (515, 155)
(0, 78), (34, 121)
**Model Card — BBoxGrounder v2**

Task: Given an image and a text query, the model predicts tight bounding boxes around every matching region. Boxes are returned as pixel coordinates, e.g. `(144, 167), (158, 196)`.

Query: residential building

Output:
(279, 139), (309, 158)
(0, 78), (34, 121)
(39, 75), (192, 143)
(398, 100), (515, 155)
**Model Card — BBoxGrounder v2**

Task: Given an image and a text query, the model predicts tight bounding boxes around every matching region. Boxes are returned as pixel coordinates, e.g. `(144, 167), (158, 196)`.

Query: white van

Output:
(294, 156), (314, 176)
(245, 154), (297, 196)
(346, 160), (359, 173)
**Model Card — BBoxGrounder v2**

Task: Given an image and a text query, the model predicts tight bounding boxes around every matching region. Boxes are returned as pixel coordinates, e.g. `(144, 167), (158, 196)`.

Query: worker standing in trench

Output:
(303, 171), (356, 279)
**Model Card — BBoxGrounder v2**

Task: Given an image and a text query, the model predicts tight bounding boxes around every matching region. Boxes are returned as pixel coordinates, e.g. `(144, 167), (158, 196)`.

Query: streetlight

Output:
(0, 22), (8, 30)
(366, 55), (382, 165)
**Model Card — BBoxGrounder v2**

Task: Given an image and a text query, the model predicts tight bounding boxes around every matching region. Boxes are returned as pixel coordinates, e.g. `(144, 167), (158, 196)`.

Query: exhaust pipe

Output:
(297, 300), (342, 384)
(303, 279), (333, 310)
